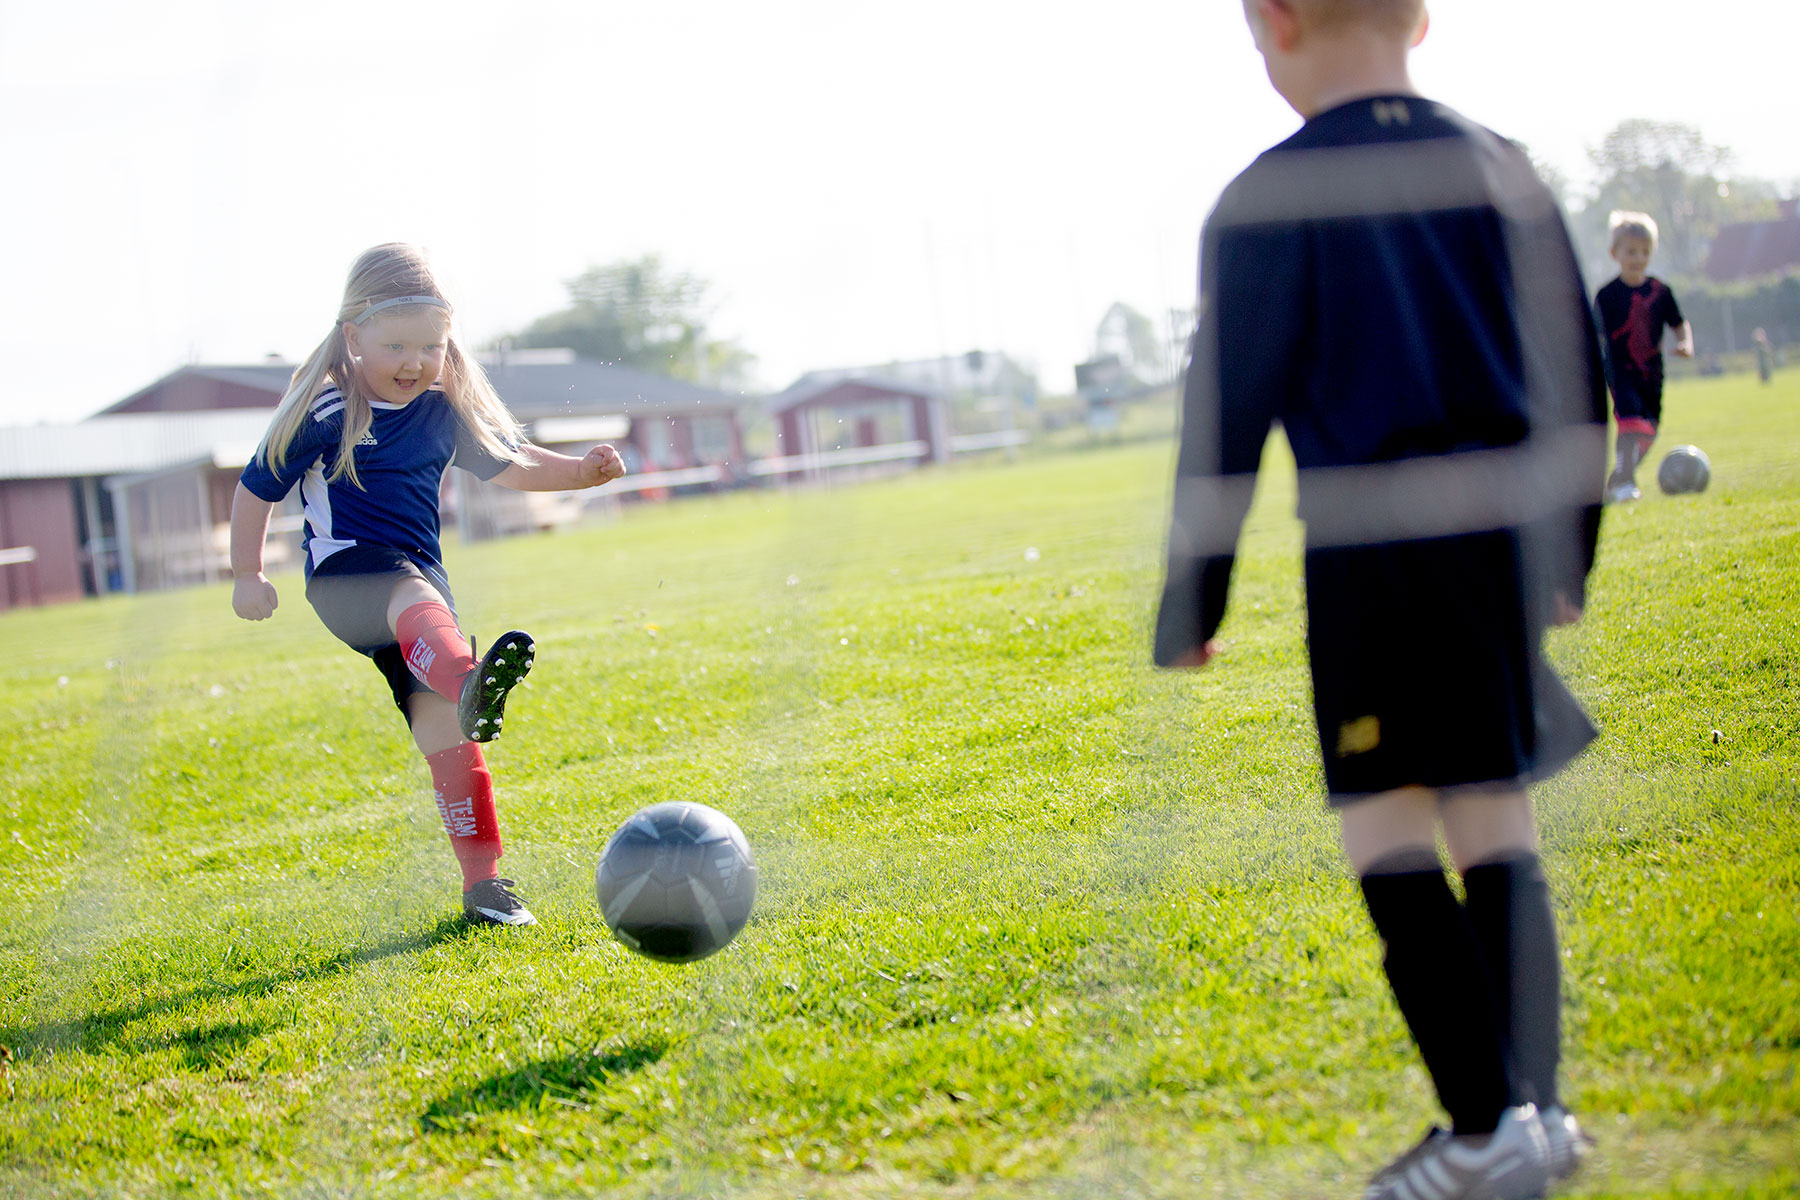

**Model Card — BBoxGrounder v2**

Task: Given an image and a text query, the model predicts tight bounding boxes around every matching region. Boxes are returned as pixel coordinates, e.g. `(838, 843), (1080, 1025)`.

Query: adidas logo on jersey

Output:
(357, 432), (380, 446)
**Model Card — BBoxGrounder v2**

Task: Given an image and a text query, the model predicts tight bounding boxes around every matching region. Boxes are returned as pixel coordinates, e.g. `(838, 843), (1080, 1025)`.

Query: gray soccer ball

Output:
(1657, 444), (1711, 495)
(596, 802), (757, 963)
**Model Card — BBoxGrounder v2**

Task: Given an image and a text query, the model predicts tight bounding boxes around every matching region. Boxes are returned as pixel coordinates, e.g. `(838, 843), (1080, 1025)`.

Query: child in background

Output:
(1596, 211), (1694, 502)
(231, 243), (626, 926)
(1753, 327), (1773, 385)
(1154, 2), (1608, 1196)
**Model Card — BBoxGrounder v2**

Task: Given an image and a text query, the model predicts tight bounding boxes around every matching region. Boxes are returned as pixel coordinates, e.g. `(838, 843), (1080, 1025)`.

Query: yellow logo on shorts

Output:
(1336, 716), (1381, 757)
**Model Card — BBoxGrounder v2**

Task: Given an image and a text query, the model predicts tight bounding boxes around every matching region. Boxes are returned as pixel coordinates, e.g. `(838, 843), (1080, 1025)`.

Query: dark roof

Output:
(1703, 216), (1800, 283)
(192, 364), (300, 392)
(96, 354), (751, 420)
(100, 364), (297, 415)
(766, 372), (943, 416)
(481, 352), (749, 418)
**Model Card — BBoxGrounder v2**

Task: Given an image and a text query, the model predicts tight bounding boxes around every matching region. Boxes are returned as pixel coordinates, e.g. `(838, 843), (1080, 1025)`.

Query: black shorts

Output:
(306, 545), (457, 720)
(1304, 530), (1595, 805)
(1610, 371), (1664, 425)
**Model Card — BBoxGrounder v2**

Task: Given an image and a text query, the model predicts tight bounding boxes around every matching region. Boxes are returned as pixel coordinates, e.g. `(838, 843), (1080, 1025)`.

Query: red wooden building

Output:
(763, 373), (952, 482)
(0, 352), (753, 611)
(1703, 198), (1800, 283)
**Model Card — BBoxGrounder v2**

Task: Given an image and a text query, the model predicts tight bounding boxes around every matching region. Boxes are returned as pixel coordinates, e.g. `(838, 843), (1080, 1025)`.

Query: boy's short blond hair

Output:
(1283, 0), (1427, 34)
(1609, 211), (1660, 251)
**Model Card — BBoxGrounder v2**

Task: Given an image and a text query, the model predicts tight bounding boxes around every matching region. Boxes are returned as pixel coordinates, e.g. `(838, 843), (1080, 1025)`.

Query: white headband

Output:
(354, 295), (450, 324)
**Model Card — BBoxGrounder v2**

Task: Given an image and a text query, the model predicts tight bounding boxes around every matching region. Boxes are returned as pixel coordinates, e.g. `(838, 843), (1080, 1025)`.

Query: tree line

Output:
(501, 119), (1794, 392)
(503, 257), (756, 391)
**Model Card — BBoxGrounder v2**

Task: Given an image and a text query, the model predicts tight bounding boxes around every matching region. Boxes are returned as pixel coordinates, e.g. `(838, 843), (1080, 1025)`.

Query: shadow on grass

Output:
(420, 1036), (669, 1134)
(4, 921), (471, 1063)
(162, 1017), (274, 1072)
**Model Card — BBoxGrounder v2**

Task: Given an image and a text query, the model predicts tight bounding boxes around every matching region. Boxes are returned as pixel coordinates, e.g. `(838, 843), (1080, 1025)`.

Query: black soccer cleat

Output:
(457, 630), (535, 743)
(462, 877), (537, 926)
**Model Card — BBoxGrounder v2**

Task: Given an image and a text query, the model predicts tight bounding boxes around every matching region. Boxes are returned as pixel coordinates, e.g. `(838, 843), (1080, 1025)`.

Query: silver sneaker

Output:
(1541, 1105), (1592, 1181)
(1365, 1104), (1550, 1200)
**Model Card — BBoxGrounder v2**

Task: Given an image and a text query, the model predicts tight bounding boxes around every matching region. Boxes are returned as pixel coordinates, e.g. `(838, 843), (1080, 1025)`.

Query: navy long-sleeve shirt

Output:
(1154, 96), (1607, 666)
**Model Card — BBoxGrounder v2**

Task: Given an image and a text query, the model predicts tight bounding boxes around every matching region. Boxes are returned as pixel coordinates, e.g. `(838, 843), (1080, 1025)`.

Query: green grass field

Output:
(2, 371), (1796, 1199)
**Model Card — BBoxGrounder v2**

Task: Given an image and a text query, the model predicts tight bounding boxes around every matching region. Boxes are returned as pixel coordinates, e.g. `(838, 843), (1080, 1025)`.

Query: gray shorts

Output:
(306, 545), (457, 721)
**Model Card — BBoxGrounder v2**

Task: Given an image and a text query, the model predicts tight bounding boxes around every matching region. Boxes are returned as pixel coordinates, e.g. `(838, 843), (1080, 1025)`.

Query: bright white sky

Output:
(1, 0), (1793, 425)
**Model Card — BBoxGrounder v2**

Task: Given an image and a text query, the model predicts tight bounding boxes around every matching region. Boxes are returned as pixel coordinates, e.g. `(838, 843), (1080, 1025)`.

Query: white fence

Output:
(580, 430), (1032, 505)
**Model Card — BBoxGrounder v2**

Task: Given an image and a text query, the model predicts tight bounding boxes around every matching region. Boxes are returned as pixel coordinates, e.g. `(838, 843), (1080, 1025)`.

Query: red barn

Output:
(763, 373), (952, 483)
(1703, 199), (1800, 284)
(0, 352), (753, 611)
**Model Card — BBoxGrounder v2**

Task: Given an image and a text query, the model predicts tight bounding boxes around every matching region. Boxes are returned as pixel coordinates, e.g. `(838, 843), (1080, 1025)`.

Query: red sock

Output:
(396, 601), (477, 701)
(426, 742), (502, 888)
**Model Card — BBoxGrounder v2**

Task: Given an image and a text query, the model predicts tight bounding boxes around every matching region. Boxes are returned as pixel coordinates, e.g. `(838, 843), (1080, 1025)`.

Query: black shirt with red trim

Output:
(1595, 276), (1685, 384)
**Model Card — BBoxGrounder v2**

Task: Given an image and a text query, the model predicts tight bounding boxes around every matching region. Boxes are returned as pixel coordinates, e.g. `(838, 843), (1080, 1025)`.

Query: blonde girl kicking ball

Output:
(230, 243), (626, 926)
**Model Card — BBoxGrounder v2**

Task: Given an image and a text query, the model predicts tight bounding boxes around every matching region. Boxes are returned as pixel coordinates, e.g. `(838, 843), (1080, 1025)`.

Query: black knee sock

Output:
(1360, 853), (1511, 1135)
(1464, 854), (1562, 1111)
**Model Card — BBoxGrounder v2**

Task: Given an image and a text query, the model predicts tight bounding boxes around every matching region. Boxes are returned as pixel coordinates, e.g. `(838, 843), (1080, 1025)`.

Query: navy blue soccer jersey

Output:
(1153, 96), (1608, 664)
(239, 386), (512, 589)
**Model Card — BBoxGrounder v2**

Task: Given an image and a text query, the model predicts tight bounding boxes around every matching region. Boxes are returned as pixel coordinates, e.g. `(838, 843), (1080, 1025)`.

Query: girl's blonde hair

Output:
(256, 243), (528, 487)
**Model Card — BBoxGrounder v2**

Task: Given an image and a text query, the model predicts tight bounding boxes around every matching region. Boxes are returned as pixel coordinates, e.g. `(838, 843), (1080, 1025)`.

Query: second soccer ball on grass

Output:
(1657, 444), (1711, 494)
